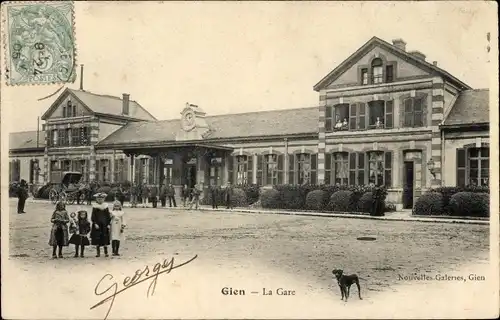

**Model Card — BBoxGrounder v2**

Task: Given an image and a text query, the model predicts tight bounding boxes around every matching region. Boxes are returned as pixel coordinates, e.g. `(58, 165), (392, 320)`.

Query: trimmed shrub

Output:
(231, 188), (248, 207)
(237, 184), (260, 205)
(431, 185), (490, 214)
(357, 192), (374, 213)
(275, 185), (307, 210)
(449, 192), (489, 217)
(305, 190), (329, 211)
(413, 192), (444, 216)
(328, 190), (355, 212)
(261, 189), (281, 209)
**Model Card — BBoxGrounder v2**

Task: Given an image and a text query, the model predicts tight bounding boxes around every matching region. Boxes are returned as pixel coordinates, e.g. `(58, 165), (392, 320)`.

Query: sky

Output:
(1, 1), (496, 133)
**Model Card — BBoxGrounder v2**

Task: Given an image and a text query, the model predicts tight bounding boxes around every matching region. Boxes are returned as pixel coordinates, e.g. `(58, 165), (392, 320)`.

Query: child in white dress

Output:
(110, 201), (126, 256)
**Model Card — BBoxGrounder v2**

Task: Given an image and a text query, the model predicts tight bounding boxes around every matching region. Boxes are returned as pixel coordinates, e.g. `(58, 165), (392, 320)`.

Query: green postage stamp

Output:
(3, 1), (76, 85)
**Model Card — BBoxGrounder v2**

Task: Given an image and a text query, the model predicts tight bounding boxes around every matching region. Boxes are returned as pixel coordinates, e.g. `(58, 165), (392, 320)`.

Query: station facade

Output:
(9, 37), (490, 209)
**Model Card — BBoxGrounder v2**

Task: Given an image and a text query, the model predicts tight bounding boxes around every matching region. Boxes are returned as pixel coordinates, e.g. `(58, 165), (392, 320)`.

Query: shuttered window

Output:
(403, 98), (424, 127)
(385, 100), (394, 129)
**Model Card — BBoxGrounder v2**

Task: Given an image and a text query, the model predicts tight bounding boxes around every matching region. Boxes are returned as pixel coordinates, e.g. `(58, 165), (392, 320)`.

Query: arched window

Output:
(288, 153), (317, 185)
(333, 152), (349, 185)
(236, 155), (249, 185)
(371, 58), (383, 84)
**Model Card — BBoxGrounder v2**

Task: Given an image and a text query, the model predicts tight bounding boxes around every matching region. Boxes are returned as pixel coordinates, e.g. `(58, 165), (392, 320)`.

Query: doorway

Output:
(184, 165), (197, 188)
(403, 161), (414, 209)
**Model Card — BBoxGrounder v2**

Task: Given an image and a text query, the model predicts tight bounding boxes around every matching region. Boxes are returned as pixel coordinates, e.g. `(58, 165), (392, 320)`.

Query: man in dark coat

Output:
(17, 179), (29, 214)
(130, 182), (138, 208)
(210, 184), (219, 209)
(87, 180), (97, 205)
(167, 184), (177, 207)
(160, 183), (167, 207)
(224, 182), (234, 209)
(150, 185), (158, 208)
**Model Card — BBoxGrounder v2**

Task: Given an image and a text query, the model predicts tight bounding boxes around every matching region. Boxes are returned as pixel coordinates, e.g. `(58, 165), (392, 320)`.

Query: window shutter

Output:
(325, 153), (332, 185)
(310, 153), (317, 184)
(349, 153), (356, 185)
(384, 151), (392, 187)
(357, 153), (365, 185)
(277, 154), (284, 184)
(349, 103), (358, 130)
(325, 106), (333, 133)
(358, 103), (366, 130)
(385, 100), (394, 129)
(414, 98), (423, 127)
(256, 155), (263, 185)
(123, 158), (129, 182)
(386, 65), (394, 83)
(227, 155), (233, 184)
(247, 155), (253, 184)
(404, 98), (413, 127)
(288, 154), (295, 184)
(456, 149), (466, 187)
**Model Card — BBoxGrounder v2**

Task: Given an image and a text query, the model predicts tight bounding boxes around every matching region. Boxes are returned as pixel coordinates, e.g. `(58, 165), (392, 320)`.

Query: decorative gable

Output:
(175, 103), (212, 141)
(326, 45), (430, 89)
(41, 89), (93, 120)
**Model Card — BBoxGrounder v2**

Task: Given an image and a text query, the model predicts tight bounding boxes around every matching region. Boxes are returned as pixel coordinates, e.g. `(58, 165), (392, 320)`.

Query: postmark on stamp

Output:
(3, 1), (76, 86)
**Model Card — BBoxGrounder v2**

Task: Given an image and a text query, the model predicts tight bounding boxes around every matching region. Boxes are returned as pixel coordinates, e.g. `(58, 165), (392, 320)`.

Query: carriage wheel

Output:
(67, 192), (76, 205)
(60, 191), (68, 204)
(49, 189), (59, 204)
(79, 192), (87, 204)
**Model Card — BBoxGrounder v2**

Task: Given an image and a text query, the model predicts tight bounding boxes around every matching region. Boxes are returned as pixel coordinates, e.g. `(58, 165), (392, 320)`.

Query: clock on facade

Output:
(182, 111), (196, 131)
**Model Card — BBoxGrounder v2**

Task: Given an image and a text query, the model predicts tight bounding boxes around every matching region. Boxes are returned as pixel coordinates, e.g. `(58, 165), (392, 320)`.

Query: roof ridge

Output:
(70, 88), (125, 101)
(10, 130), (40, 134)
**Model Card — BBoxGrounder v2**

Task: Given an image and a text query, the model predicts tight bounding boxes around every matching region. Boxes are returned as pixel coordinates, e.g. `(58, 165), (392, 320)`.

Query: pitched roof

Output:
(98, 107), (319, 147)
(10, 130), (46, 151)
(313, 36), (472, 92)
(41, 88), (157, 121)
(443, 89), (489, 126)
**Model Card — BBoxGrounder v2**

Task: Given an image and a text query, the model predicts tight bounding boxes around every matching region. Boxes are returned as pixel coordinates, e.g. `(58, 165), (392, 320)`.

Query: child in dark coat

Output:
(69, 210), (91, 257)
(48, 201), (70, 259)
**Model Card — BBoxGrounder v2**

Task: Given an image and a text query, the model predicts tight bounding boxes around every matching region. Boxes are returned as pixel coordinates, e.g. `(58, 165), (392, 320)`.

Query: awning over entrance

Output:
(117, 142), (234, 159)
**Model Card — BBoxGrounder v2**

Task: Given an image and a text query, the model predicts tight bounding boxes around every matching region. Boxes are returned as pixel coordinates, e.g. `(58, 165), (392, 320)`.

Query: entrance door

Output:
(403, 161), (414, 209)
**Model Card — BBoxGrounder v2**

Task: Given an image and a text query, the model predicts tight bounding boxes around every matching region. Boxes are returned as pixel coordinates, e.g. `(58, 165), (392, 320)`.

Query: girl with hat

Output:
(90, 192), (112, 257)
(49, 201), (70, 258)
(68, 209), (91, 257)
(110, 200), (127, 256)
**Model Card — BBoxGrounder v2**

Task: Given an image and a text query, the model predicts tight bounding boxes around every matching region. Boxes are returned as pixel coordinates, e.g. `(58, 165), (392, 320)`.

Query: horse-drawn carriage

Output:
(48, 171), (87, 205)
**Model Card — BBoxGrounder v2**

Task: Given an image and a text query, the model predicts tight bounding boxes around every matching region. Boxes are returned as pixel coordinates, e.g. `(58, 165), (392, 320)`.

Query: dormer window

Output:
(371, 58), (383, 84)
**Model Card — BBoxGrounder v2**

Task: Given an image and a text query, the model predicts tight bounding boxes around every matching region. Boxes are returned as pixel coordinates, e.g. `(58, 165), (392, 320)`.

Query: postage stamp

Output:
(3, 1), (76, 85)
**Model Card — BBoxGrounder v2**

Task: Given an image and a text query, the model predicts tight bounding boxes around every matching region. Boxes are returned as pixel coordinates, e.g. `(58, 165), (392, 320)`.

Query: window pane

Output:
(358, 171), (365, 185)
(349, 171), (356, 185)
(358, 153), (365, 169)
(481, 147), (489, 157)
(385, 170), (392, 187)
(481, 160), (489, 175)
(469, 169), (478, 183)
(414, 98), (423, 112)
(404, 99), (413, 112)
(469, 148), (479, 158)
(470, 159), (478, 169)
(404, 114), (413, 127)
(414, 112), (423, 127)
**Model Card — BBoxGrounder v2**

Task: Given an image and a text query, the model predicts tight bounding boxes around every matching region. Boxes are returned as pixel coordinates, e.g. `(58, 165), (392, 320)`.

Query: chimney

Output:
(79, 64), (84, 90)
(432, 61), (438, 66)
(392, 38), (406, 51)
(408, 50), (426, 61)
(122, 93), (130, 115)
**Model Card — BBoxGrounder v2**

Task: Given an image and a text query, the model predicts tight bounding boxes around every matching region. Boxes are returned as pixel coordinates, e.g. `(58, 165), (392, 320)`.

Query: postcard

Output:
(1, 1), (499, 319)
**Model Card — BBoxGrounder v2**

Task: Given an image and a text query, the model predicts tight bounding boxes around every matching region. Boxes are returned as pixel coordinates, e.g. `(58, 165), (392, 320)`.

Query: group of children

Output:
(48, 192), (126, 259)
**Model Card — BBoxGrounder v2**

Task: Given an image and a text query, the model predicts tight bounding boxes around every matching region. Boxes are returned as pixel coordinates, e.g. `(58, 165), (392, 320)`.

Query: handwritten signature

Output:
(90, 255), (198, 320)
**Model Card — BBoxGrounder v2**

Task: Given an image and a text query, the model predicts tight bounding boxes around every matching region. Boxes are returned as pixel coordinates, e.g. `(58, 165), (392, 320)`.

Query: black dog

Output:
(332, 269), (362, 302)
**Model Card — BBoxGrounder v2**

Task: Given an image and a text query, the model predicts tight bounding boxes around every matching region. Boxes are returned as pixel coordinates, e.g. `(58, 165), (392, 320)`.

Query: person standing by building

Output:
(17, 179), (29, 214)
(224, 182), (234, 209)
(115, 183), (125, 207)
(188, 184), (201, 210)
(181, 184), (189, 207)
(110, 200), (126, 256)
(168, 184), (177, 207)
(48, 201), (70, 258)
(130, 182), (138, 208)
(141, 182), (150, 208)
(210, 184), (219, 209)
(90, 193), (111, 257)
(150, 184), (158, 208)
(160, 183), (167, 207)
(87, 180), (97, 205)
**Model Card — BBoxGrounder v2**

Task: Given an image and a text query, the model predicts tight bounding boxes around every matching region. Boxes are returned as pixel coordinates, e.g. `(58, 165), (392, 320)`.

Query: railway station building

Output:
(9, 36), (490, 209)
